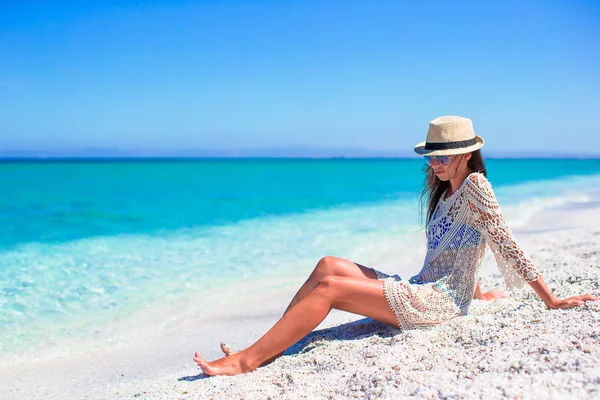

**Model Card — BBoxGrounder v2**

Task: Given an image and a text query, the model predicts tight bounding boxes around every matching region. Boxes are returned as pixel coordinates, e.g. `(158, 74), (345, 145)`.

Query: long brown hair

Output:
(419, 150), (487, 227)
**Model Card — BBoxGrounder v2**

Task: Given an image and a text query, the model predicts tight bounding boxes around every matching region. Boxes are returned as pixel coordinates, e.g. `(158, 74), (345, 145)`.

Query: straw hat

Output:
(413, 116), (484, 156)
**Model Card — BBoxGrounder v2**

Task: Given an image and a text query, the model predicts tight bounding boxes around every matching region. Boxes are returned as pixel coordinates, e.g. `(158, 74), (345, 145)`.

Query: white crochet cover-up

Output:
(378, 172), (541, 330)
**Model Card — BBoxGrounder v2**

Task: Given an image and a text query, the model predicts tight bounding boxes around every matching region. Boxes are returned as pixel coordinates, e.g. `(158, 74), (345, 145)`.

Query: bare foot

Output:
(193, 352), (254, 376)
(220, 342), (236, 356)
(221, 342), (282, 368)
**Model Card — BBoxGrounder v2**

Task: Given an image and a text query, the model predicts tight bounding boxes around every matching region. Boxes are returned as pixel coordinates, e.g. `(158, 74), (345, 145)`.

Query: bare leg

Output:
(194, 276), (397, 376)
(220, 256), (378, 360)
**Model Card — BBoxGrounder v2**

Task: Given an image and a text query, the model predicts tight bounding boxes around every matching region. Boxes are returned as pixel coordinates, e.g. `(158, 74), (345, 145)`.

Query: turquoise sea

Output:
(1, 158), (600, 353)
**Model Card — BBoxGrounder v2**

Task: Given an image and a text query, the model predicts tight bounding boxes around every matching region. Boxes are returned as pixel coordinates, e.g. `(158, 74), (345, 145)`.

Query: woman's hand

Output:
(546, 294), (600, 309)
(478, 290), (508, 301)
(473, 281), (507, 301)
(529, 276), (599, 309)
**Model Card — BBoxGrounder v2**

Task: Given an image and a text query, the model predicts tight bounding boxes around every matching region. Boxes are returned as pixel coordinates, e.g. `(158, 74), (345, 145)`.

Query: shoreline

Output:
(2, 197), (600, 399)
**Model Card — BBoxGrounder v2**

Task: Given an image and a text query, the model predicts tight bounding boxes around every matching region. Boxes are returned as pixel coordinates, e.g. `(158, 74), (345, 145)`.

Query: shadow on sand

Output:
(178, 373), (212, 382)
(284, 317), (398, 357)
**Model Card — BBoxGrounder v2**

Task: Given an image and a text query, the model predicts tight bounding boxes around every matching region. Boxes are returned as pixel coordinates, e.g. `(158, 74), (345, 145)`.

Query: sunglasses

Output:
(424, 155), (454, 166)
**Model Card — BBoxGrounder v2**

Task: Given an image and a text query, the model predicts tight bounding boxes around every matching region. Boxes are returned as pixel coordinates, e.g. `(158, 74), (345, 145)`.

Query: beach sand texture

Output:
(1, 203), (599, 400)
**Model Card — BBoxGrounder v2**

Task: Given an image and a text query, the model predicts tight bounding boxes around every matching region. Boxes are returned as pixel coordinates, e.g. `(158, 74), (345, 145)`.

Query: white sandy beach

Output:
(2, 200), (600, 400)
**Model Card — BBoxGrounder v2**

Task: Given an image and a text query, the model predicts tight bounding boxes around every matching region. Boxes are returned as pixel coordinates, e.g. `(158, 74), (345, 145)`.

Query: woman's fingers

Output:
(572, 294), (599, 302)
(581, 294), (600, 301)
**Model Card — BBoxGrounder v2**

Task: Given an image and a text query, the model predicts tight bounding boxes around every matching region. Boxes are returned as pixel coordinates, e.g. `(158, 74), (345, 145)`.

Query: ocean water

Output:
(1, 158), (600, 353)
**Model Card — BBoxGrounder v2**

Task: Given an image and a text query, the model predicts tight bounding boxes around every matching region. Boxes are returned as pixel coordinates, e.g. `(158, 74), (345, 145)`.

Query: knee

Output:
(314, 256), (339, 278)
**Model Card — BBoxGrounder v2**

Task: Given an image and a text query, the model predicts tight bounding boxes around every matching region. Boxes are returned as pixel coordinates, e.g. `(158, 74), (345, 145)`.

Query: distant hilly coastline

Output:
(0, 146), (599, 159)
(0, 146), (400, 159)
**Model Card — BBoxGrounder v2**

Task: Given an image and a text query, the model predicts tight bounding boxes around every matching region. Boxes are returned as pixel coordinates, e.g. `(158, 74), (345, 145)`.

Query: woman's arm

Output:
(528, 276), (599, 309)
(466, 174), (540, 288)
(475, 277), (598, 308)
(465, 175), (598, 307)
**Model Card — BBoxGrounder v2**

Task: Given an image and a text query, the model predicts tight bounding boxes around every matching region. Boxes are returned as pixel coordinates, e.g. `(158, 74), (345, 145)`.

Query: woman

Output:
(193, 116), (598, 376)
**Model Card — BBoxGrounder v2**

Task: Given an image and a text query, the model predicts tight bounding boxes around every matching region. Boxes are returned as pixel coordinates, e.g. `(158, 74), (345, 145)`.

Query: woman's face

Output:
(431, 153), (469, 181)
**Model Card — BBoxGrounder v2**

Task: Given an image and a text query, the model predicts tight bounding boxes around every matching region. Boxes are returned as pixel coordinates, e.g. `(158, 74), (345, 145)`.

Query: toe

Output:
(220, 342), (235, 355)
(193, 352), (205, 364)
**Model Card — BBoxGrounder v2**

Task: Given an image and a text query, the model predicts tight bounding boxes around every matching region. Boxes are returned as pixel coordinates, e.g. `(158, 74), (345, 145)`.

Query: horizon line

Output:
(1, 155), (599, 162)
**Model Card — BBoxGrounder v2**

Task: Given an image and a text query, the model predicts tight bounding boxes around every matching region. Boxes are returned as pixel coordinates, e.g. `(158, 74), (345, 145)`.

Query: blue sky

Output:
(1, 0), (599, 156)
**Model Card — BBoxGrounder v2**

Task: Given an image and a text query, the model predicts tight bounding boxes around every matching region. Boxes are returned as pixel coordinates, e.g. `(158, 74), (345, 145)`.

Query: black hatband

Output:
(424, 137), (477, 150)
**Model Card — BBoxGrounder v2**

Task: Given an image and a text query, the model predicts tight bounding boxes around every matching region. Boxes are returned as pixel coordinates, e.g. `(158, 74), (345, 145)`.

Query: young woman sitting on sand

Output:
(194, 115), (599, 376)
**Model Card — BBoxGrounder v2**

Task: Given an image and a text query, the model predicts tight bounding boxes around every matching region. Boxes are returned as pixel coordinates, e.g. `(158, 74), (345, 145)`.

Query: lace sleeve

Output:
(465, 173), (541, 289)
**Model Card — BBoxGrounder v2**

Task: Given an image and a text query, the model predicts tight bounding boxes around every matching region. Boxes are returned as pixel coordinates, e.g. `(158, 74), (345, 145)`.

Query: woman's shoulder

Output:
(464, 172), (495, 198)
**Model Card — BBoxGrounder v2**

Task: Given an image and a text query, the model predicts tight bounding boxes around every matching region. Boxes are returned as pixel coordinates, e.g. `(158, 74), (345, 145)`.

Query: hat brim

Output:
(413, 135), (485, 156)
